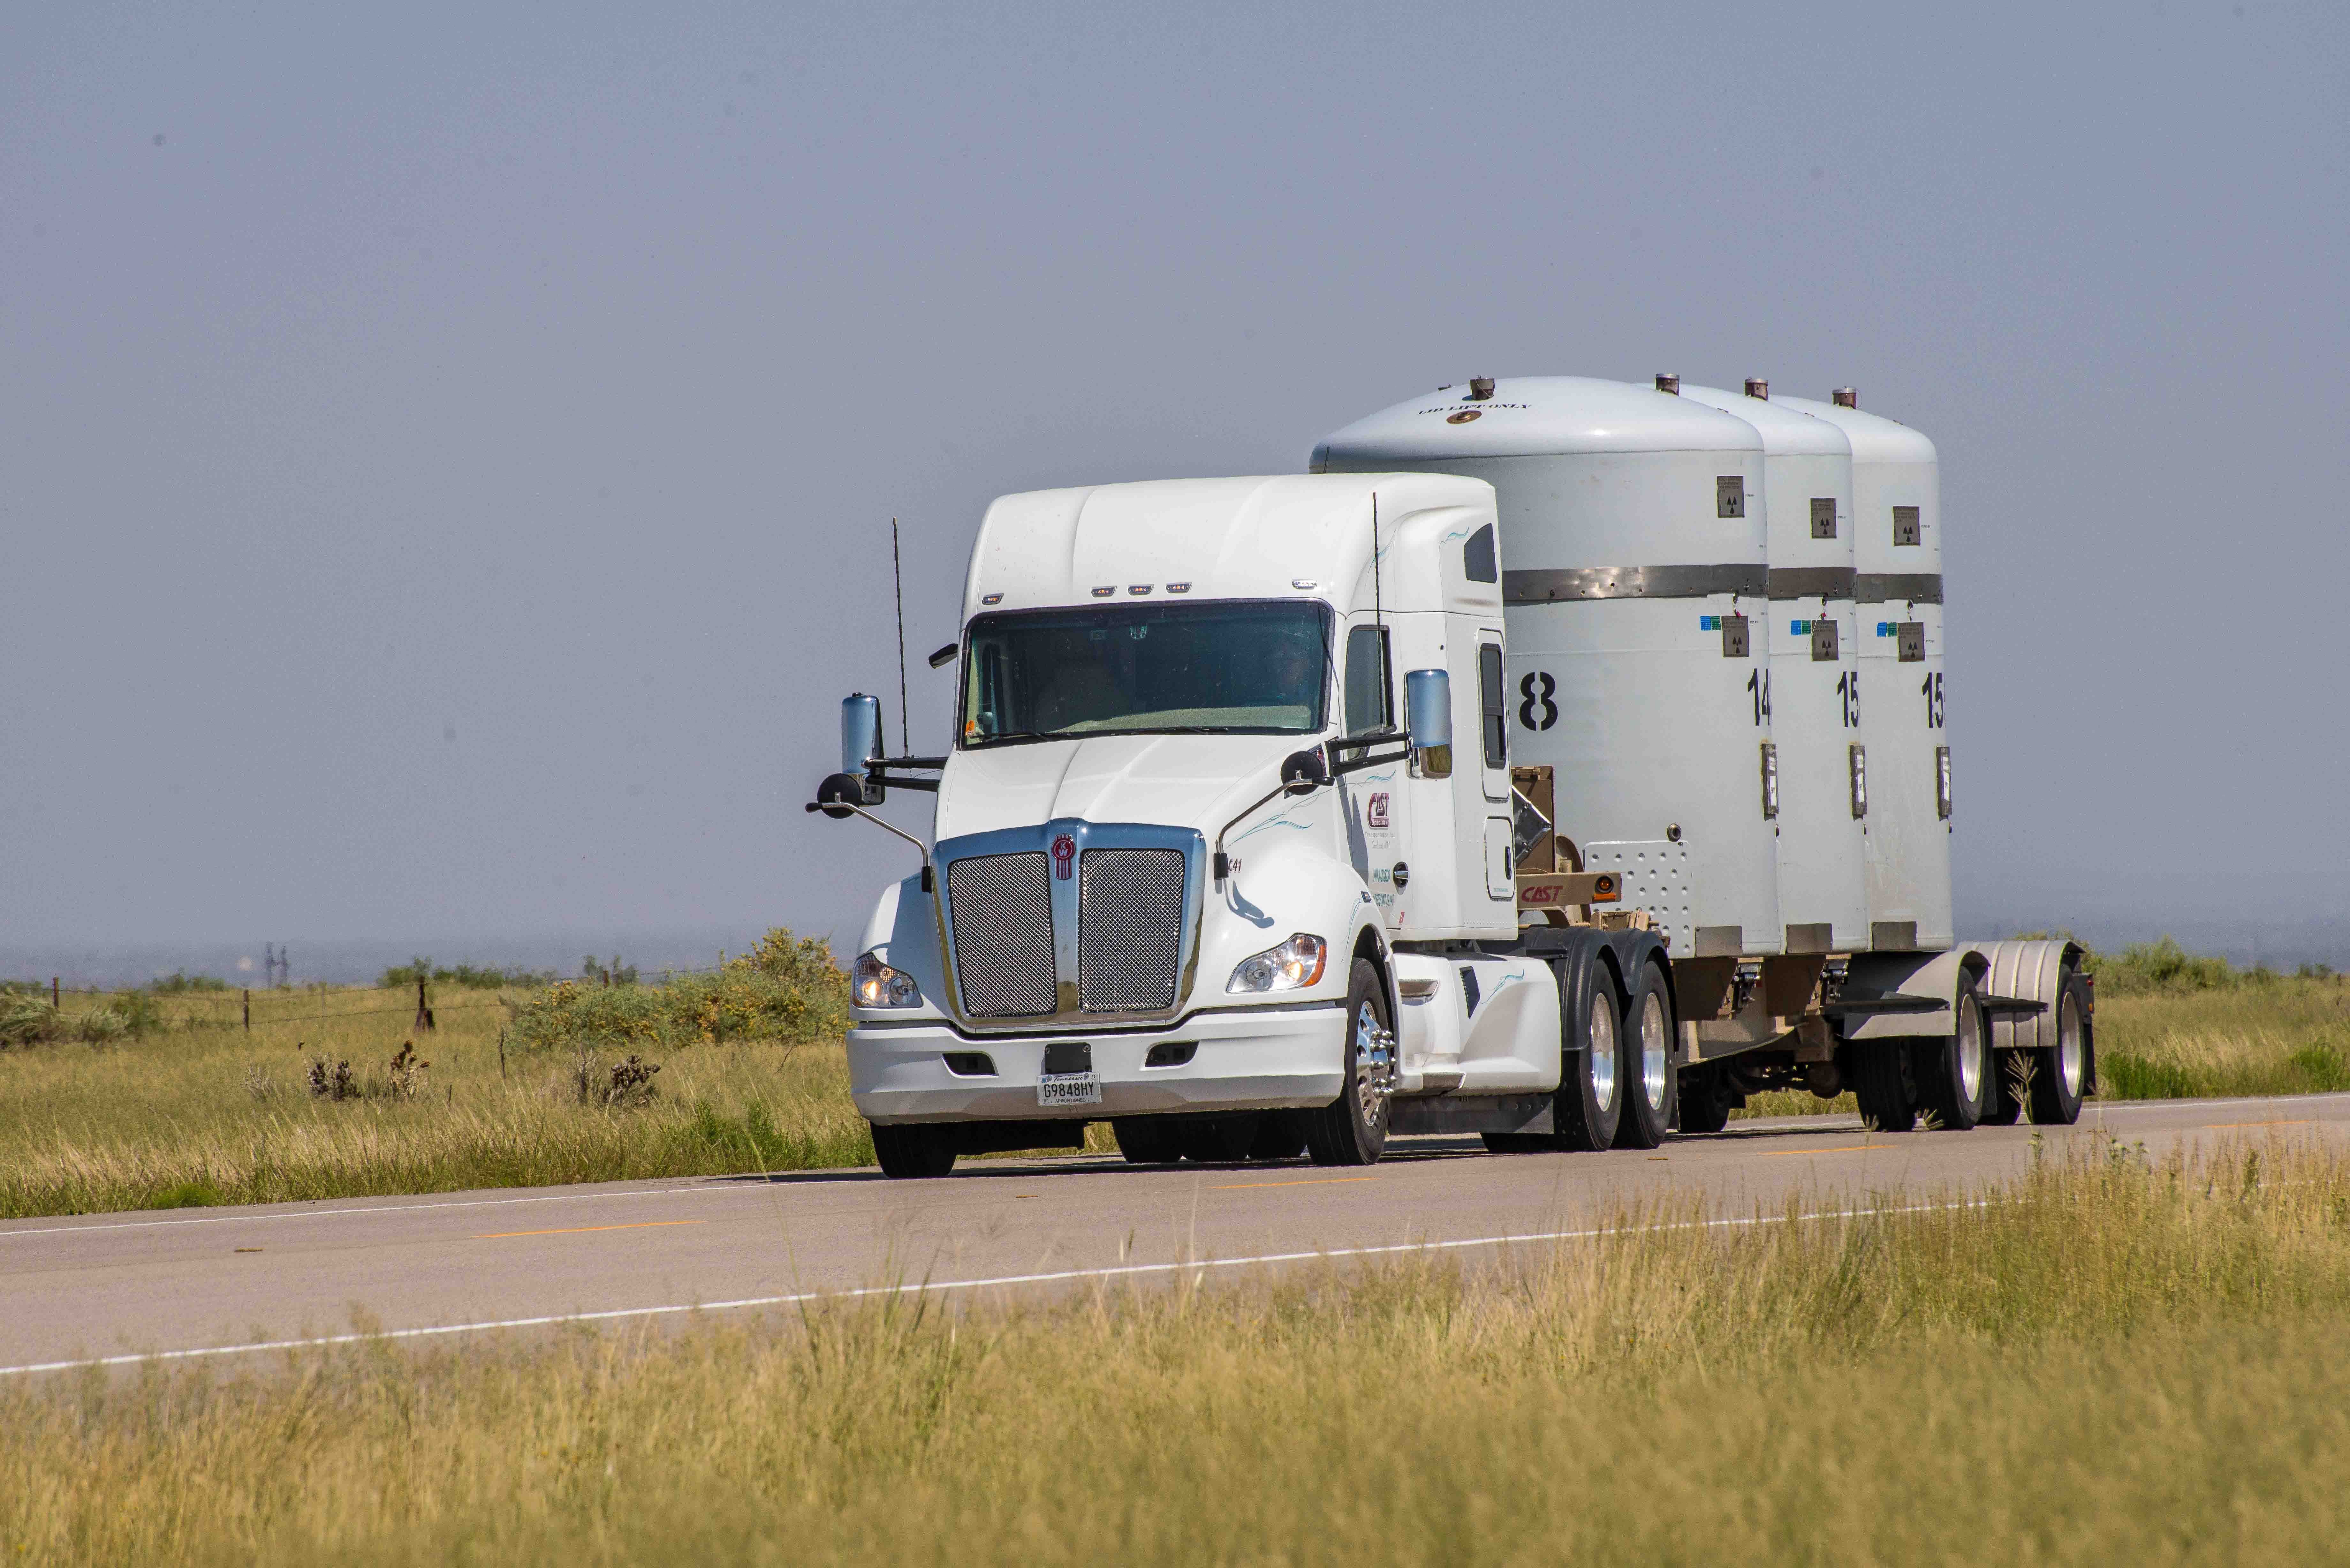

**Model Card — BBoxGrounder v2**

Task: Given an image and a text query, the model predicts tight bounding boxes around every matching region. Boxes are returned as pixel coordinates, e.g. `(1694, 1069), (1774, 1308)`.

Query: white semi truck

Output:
(811, 376), (2093, 1178)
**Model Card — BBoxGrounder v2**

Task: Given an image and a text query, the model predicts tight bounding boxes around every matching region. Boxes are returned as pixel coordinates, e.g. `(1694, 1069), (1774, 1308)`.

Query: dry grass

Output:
(0, 985), (878, 1218)
(2, 1135), (2345, 1565)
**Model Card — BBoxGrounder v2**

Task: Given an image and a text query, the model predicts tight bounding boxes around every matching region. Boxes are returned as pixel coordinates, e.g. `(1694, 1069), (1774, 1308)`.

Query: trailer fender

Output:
(1968, 939), (2086, 1056)
(1839, 947), (1990, 1041)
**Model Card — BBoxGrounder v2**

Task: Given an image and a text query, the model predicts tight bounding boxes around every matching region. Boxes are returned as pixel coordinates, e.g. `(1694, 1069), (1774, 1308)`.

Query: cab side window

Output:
(1344, 625), (1392, 735)
(1478, 642), (1506, 768)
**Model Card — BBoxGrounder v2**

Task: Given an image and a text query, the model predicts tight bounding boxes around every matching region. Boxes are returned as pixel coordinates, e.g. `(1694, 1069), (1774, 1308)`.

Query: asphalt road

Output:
(4, 1093), (2344, 1376)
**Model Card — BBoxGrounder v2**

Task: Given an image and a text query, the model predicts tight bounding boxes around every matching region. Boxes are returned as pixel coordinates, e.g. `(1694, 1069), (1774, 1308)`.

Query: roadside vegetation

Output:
(1, 934), (2340, 1217)
(0, 931), (885, 1219)
(2, 1135), (2344, 1564)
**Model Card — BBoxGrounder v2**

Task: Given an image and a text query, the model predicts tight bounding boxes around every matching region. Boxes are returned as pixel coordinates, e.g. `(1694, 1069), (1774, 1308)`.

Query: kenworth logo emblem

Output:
(1051, 834), (1077, 879)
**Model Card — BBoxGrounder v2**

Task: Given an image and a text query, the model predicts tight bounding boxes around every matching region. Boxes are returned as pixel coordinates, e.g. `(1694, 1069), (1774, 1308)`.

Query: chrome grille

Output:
(1078, 849), (1186, 1012)
(946, 853), (1055, 1017)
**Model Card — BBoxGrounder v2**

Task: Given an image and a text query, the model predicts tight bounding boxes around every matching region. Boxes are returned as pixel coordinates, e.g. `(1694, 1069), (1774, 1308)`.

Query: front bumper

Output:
(848, 1003), (1346, 1124)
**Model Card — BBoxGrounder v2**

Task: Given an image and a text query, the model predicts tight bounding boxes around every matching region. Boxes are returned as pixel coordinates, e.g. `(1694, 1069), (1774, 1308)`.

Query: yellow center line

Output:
(1761, 1144), (1903, 1158)
(1212, 1177), (1378, 1190)
(474, 1220), (708, 1240)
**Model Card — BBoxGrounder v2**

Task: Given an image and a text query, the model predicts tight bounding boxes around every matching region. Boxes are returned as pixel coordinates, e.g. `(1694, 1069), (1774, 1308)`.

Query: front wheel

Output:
(1613, 963), (1676, 1149)
(1303, 960), (1394, 1167)
(870, 1121), (957, 1179)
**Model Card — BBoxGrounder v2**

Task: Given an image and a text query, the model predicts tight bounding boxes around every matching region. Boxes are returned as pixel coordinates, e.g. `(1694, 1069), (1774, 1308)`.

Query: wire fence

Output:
(21, 965), (757, 1030)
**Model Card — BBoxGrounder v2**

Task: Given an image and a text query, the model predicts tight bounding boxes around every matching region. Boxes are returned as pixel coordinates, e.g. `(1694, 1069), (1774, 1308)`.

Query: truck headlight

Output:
(1227, 933), (1328, 994)
(853, 950), (921, 1008)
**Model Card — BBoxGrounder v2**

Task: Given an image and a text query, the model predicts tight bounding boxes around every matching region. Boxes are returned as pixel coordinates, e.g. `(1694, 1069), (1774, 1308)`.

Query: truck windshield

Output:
(960, 600), (1331, 747)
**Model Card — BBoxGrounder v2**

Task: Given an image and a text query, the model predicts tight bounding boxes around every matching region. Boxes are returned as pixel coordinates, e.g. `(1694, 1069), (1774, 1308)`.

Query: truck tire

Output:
(1248, 1112), (1308, 1161)
(870, 1122), (957, 1179)
(1677, 1067), (1732, 1135)
(1179, 1115), (1259, 1164)
(1303, 960), (1394, 1166)
(1613, 962), (1676, 1149)
(1113, 1117), (1183, 1165)
(1981, 1053), (2024, 1125)
(1912, 975), (1988, 1131)
(1845, 1041), (1916, 1132)
(2025, 971), (2093, 1126)
(1550, 964), (1625, 1152)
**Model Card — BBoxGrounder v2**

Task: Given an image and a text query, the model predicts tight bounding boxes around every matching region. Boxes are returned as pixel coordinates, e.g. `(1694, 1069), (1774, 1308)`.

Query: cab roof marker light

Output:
(1127, 584), (1153, 595)
(1090, 586), (1114, 598)
(1166, 582), (1191, 593)
(981, 592), (1003, 605)
(1292, 578), (1317, 590)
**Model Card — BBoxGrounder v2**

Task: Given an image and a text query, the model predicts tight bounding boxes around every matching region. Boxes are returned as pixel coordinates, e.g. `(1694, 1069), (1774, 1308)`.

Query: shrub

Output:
(2, 997), (135, 1046)
(148, 970), (229, 993)
(379, 959), (555, 990)
(2086, 936), (2240, 997)
(505, 929), (849, 1052)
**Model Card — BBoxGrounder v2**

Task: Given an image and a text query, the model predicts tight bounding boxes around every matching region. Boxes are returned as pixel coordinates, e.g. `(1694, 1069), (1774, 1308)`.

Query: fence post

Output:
(243, 989), (251, 1031)
(52, 976), (59, 1008)
(415, 976), (436, 1031)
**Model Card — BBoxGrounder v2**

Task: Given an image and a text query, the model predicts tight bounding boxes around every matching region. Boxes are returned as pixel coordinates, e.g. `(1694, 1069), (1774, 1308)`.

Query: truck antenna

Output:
(891, 518), (910, 758)
(1371, 492), (1383, 631)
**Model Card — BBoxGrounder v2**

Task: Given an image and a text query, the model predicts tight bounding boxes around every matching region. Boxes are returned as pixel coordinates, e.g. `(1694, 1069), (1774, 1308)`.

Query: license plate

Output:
(1037, 1072), (1101, 1108)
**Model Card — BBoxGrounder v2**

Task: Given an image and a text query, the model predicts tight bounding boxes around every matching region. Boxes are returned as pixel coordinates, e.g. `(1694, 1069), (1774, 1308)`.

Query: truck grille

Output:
(945, 853), (1055, 1017)
(1078, 849), (1186, 1012)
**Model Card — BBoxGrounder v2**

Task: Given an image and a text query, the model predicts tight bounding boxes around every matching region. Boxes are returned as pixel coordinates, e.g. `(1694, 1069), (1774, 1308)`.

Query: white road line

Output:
(0, 1198), (1978, 1379)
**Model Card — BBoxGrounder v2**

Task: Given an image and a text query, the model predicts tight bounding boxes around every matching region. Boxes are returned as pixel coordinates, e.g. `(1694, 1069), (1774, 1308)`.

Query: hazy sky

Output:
(5, 2), (2346, 968)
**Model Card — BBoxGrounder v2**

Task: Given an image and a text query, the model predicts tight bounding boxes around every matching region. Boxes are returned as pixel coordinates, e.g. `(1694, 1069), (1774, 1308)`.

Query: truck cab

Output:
(820, 473), (1582, 1176)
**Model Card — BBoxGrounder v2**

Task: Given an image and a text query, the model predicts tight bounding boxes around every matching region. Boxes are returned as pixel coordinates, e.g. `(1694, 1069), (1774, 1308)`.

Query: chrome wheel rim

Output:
(2058, 992), (2085, 1095)
(1639, 991), (1669, 1110)
(1587, 992), (1618, 1113)
(1956, 995), (1985, 1104)
(1353, 1001), (1392, 1128)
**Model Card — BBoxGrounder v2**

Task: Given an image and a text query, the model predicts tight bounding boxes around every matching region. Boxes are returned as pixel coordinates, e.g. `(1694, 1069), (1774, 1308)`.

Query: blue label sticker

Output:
(1700, 614), (1718, 630)
(1790, 619), (1810, 634)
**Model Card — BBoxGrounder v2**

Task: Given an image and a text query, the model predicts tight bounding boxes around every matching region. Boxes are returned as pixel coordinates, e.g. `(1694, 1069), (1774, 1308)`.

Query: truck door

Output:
(1477, 635), (1513, 901)
(1343, 622), (1405, 926)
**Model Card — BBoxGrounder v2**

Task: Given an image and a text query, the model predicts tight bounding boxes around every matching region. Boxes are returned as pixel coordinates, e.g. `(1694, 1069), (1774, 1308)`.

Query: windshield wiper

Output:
(963, 729), (1066, 749)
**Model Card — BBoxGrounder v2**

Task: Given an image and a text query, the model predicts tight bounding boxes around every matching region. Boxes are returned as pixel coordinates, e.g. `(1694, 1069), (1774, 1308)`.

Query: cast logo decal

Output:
(1051, 834), (1076, 880)
(1367, 792), (1389, 829)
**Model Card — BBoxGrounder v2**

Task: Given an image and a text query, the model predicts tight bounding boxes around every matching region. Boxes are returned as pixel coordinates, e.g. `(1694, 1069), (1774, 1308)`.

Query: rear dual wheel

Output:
(1612, 964), (1675, 1149)
(2025, 971), (2093, 1125)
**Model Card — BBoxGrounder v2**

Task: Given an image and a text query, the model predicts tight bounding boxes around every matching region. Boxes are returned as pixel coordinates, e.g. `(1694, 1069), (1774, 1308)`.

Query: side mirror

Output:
(840, 694), (883, 803)
(1405, 668), (1453, 777)
(927, 642), (959, 670)
(1280, 748), (1330, 794)
(813, 772), (866, 820)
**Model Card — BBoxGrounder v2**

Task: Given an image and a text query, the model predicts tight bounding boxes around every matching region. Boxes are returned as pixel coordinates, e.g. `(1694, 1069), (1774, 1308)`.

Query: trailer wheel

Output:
(1303, 960), (1394, 1166)
(1613, 963), (1675, 1149)
(1981, 1054), (2025, 1125)
(1550, 966), (1624, 1152)
(1112, 1117), (1183, 1165)
(1845, 1041), (1916, 1133)
(1677, 1068), (1732, 1135)
(870, 1122), (957, 1179)
(2026, 972), (2092, 1126)
(1913, 975), (1988, 1131)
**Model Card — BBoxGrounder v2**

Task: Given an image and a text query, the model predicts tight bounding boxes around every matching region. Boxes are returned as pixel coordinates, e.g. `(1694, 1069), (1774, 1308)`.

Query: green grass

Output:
(2, 1135), (2345, 1565)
